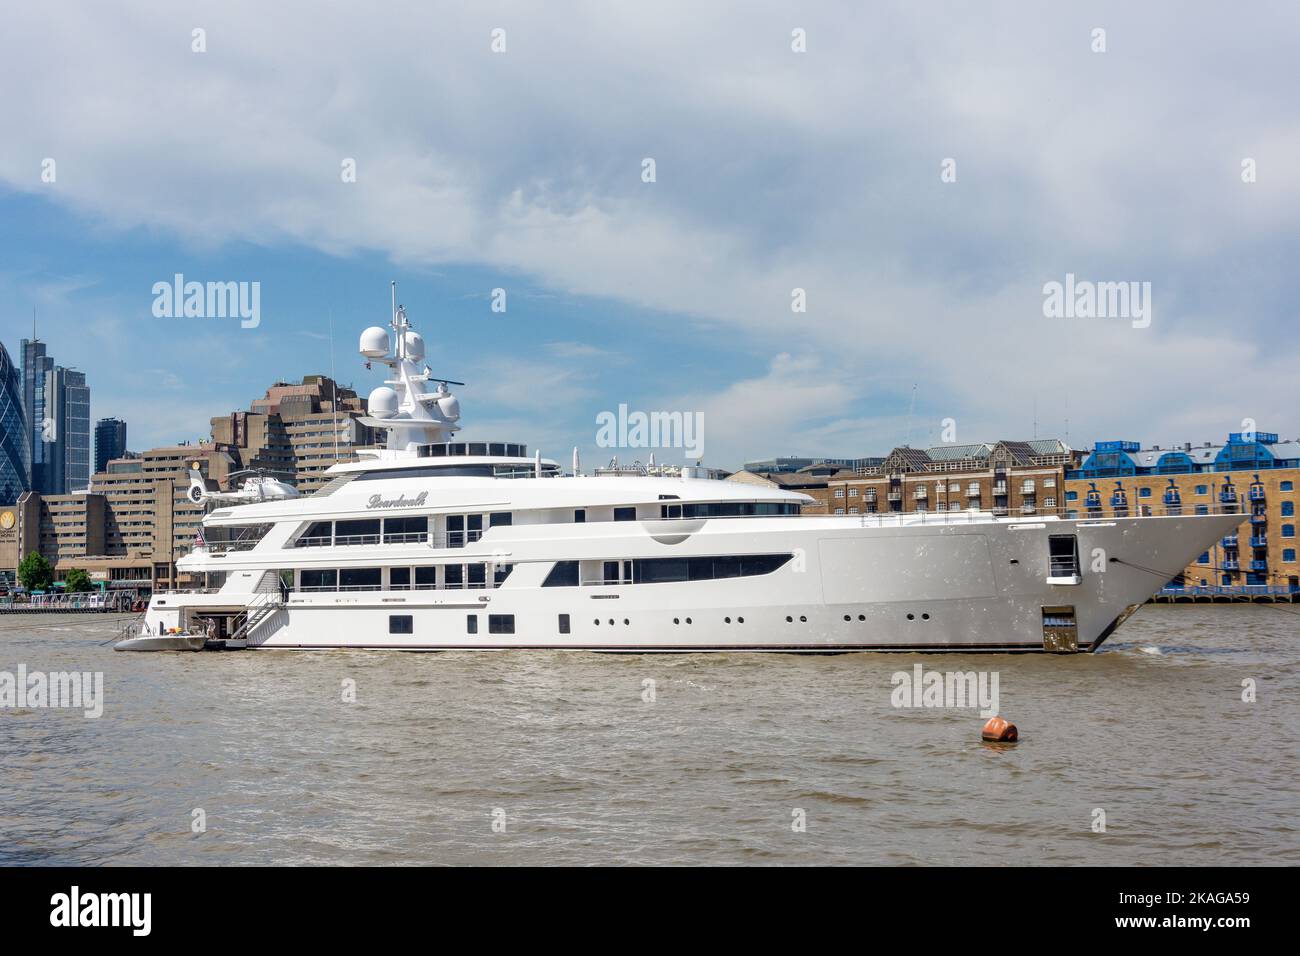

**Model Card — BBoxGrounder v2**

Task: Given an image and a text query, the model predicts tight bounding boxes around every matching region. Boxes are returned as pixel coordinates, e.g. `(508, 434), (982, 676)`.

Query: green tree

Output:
(63, 567), (93, 592)
(17, 551), (53, 592)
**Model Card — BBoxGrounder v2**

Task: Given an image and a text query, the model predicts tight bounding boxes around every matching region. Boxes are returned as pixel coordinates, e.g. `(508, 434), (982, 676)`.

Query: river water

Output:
(1, 605), (1296, 865)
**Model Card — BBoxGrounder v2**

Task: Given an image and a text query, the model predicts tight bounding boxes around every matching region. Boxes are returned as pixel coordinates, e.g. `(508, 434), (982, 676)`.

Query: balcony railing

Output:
(1222, 535), (1238, 548)
(1160, 584), (1298, 596)
(295, 530), (483, 549)
(1251, 513), (1267, 525)
(1249, 487), (1266, 501)
(1250, 560), (1268, 572)
(1219, 490), (1238, 503)
(1250, 535), (1268, 548)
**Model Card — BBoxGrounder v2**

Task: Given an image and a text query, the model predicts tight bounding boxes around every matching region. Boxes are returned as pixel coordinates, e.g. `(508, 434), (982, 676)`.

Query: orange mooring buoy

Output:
(982, 716), (1018, 742)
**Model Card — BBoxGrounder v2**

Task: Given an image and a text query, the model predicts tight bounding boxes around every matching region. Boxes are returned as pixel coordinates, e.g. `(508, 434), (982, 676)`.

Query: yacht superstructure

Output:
(138, 287), (1240, 652)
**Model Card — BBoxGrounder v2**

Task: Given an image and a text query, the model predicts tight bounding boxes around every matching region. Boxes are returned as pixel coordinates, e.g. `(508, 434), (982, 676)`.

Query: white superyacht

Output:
(136, 291), (1238, 653)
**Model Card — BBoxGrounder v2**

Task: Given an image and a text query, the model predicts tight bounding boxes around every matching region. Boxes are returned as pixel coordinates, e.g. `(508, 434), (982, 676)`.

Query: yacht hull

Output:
(144, 512), (1237, 653)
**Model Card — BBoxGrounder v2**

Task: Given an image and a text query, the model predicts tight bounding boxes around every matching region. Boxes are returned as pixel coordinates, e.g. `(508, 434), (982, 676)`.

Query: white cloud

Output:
(3, 2), (1299, 464)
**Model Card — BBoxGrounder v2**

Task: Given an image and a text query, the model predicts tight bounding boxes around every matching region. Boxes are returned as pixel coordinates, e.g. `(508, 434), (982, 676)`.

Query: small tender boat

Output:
(114, 632), (207, 652)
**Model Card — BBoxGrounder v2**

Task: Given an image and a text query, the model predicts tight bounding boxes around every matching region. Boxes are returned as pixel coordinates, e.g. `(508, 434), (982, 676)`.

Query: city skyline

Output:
(4, 322), (1299, 478)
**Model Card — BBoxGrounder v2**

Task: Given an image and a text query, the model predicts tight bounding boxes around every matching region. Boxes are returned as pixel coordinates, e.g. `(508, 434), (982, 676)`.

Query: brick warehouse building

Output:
(1064, 432), (1300, 595)
(824, 439), (1078, 518)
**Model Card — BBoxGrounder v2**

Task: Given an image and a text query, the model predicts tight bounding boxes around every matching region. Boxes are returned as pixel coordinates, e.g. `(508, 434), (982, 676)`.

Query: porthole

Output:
(623, 619), (629, 626)
(799, 615), (807, 622)
(844, 614), (851, 622)
(921, 613), (930, 621)
(907, 613), (915, 621)
(594, 619), (600, 625)
(673, 617), (680, 625)
(737, 617), (744, 624)
(685, 617), (692, 624)
(724, 616), (732, 624)
(609, 619), (615, 626)
(786, 616), (793, 623)
(858, 614), (865, 622)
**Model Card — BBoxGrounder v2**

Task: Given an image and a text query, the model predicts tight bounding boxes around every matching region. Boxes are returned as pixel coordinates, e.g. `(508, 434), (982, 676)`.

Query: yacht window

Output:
(488, 614), (515, 635)
(300, 569), (337, 591)
(340, 567), (381, 590)
(558, 614), (571, 634)
(493, 564), (513, 586)
(357, 465), (496, 479)
(634, 558), (689, 583)
(389, 615), (413, 635)
(542, 561), (580, 587)
(574, 509), (586, 523)
(489, 443), (506, 456)
(677, 502), (801, 518)
(467, 615), (478, 634)
(468, 564), (487, 588)
(299, 521), (333, 546)
(445, 564), (464, 588)
(336, 519), (380, 544)
(447, 514), (484, 548)
(709, 556), (743, 579)
(414, 566), (437, 589)
(1048, 535), (1081, 578)
(489, 512), (512, 527)
(390, 567), (411, 590)
(384, 516), (427, 542)
(614, 507), (637, 521)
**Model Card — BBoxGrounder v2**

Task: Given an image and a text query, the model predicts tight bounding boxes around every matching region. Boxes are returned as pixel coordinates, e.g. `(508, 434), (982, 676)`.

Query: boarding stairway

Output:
(226, 590), (283, 645)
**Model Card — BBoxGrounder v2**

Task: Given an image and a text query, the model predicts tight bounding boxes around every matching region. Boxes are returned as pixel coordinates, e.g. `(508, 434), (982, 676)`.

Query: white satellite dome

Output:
(437, 394), (461, 421)
(360, 326), (390, 358)
(368, 386), (399, 419)
(402, 331), (425, 362)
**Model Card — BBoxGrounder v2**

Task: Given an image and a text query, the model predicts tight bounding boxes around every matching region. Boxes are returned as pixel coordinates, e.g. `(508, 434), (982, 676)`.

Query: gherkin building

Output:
(0, 341), (30, 503)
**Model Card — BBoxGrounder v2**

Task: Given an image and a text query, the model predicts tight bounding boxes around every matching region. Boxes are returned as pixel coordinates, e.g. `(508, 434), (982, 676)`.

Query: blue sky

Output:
(2, 2), (1298, 469)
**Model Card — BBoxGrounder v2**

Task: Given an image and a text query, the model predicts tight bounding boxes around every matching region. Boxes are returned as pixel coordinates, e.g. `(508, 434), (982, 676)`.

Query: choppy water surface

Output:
(1, 606), (1296, 865)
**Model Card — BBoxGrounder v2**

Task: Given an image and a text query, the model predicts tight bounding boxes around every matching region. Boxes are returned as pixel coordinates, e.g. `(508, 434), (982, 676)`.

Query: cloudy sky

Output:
(2, 1), (1297, 469)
